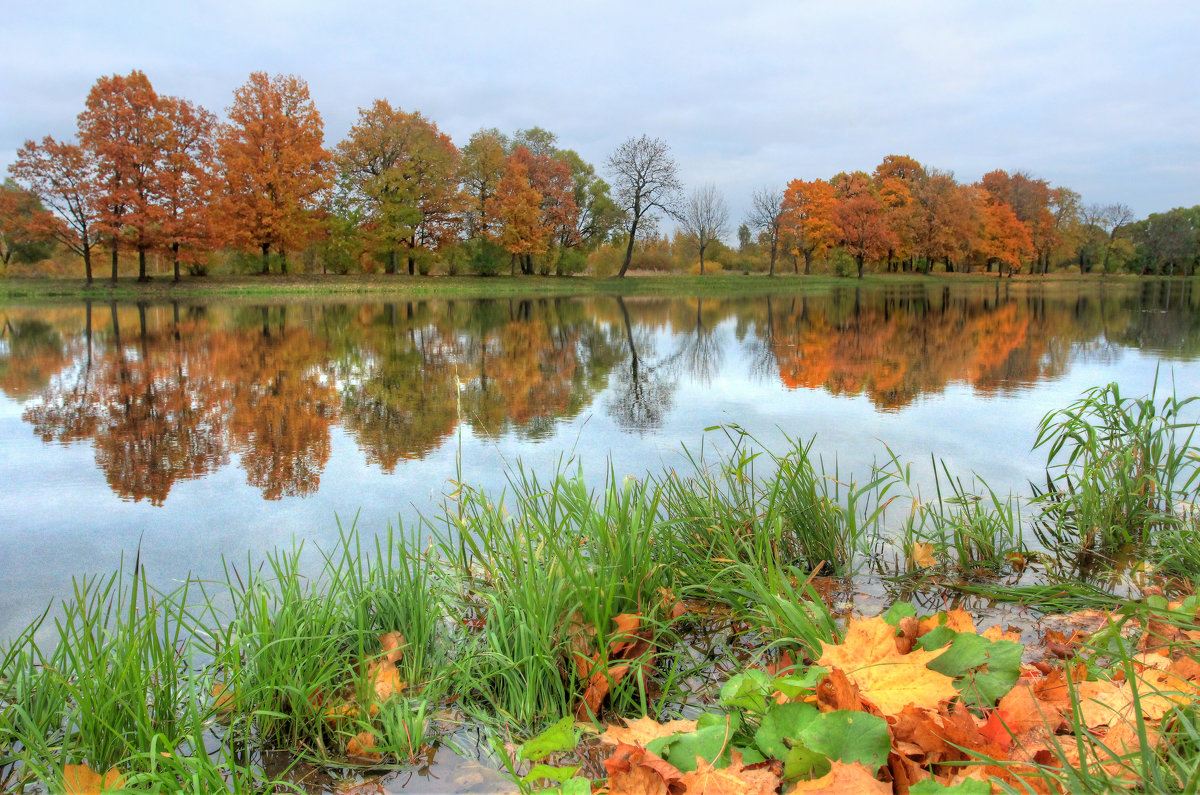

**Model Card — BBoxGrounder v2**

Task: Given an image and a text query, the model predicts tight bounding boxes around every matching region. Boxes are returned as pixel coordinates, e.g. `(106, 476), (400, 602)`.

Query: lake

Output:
(2, 279), (1198, 639)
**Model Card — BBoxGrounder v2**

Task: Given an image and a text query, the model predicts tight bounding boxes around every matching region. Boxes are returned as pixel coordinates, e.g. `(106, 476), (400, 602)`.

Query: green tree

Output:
(336, 100), (461, 275)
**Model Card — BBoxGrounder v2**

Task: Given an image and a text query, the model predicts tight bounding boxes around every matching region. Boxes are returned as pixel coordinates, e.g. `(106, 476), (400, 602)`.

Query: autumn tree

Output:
(459, 127), (509, 238)
(909, 170), (977, 272)
(488, 154), (548, 274)
(336, 100), (460, 275)
(607, 135), (682, 278)
(0, 180), (56, 270)
(77, 71), (170, 283)
(979, 169), (1053, 273)
(158, 96), (217, 281)
(9, 139), (99, 282)
(747, 186), (784, 276)
(976, 196), (1033, 276)
(678, 183), (729, 274)
(780, 178), (837, 274)
(511, 145), (579, 261)
(832, 172), (892, 278)
(217, 72), (330, 275)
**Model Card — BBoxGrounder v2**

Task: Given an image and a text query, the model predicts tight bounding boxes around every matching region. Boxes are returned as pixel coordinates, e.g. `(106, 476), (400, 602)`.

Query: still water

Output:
(2, 281), (1199, 638)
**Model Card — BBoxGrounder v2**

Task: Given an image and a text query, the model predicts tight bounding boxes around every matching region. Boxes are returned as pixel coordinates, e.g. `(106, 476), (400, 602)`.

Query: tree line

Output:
(1, 70), (1197, 283)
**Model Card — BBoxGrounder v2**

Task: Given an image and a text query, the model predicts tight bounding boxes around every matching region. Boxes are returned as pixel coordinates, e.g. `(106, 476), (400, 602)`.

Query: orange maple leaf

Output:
(816, 616), (958, 715)
(62, 764), (125, 794)
(785, 760), (891, 794)
(681, 752), (780, 795)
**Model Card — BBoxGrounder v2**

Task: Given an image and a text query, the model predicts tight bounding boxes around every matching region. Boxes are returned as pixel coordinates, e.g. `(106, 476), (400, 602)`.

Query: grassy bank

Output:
(1, 383), (1198, 793)
(0, 271), (1154, 304)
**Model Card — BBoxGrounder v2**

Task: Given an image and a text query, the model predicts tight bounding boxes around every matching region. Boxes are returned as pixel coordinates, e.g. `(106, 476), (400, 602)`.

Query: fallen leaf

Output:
(918, 609), (976, 637)
(600, 715), (699, 746)
(785, 760), (891, 793)
(817, 616), (959, 716)
(347, 731), (383, 763)
(211, 680), (235, 716)
(62, 764), (125, 794)
(379, 632), (405, 665)
(815, 668), (865, 713)
(369, 660), (406, 702)
(981, 625), (1022, 644)
(909, 542), (937, 569)
(680, 751), (780, 795)
(577, 664), (631, 720)
(603, 742), (683, 795)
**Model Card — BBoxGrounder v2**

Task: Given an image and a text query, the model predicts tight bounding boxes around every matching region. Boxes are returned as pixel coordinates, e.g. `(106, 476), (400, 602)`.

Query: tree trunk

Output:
(803, 250), (812, 275)
(280, 250), (288, 275)
(699, 244), (705, 275)
(172, 242), (181, 282)
(856, 254), (864, 279)
(83, 244), (94, 286)
(137, 247), (149, 282)
(387, 249), (398, 275)
(261, 243), (271, 275)
(110, 244), (119, 285)
(617, 212), (641, 278)
(768, 235), (778, 277)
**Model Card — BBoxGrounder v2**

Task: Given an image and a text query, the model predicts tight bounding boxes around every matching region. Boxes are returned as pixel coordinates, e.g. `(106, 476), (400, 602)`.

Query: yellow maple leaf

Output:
(816, 616), (958, 716)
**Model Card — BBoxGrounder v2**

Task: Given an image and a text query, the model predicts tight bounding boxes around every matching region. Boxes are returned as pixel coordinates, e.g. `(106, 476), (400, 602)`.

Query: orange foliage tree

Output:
(158, 96), (218, 280)
(217, 72), (330, 275)
(833, 172), (893, 278)
(488, 153), (548, 274)
(77, 71), (170, 283)
(10, 138), (99, 283)
(780, 179), (837, 274)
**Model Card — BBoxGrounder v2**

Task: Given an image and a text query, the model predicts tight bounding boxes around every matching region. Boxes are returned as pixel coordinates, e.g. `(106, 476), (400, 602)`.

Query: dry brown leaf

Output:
(347, 731), (383, 763)
(894, 616), (920, 655)
(62, 764), (125, 794)
(785, 761), (891, 794)
(603, 742), (683, 795)
(815, 668), (866, 713)
(681, 752), (780, 795)
(600, 715), (699, 746)
(577, 664), (631, 720)
(817, 616), (958, 716)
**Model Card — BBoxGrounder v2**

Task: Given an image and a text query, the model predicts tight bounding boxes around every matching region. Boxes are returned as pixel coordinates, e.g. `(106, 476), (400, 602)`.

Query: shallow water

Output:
(2, 280), (1199, 640)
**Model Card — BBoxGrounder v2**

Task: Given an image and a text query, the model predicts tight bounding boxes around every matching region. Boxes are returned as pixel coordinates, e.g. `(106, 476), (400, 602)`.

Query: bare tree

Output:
(679, 183), (729, 275)
(747, 186), (784, 276)
(606, 135), (682, 278)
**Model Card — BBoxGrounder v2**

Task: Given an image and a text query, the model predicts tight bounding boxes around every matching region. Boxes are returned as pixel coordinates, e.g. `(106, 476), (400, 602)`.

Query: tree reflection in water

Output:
(4, 281), (1197, 504)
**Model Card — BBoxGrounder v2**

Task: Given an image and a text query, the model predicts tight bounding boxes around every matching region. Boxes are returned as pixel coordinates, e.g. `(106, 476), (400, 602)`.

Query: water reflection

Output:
(3, 281), (1198, 505)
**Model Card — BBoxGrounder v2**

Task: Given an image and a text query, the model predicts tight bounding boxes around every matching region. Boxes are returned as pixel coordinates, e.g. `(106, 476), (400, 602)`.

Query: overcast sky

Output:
(3, 1), (1197, 222)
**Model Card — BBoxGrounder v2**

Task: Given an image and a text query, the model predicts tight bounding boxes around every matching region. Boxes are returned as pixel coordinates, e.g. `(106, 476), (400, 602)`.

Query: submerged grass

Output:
(0, 379), (1197, 792)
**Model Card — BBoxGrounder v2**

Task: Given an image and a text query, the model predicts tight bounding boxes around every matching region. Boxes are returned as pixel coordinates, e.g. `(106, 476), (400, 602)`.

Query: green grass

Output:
(0, 270), (1023, 304)
(0, 380), (1197, 791)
